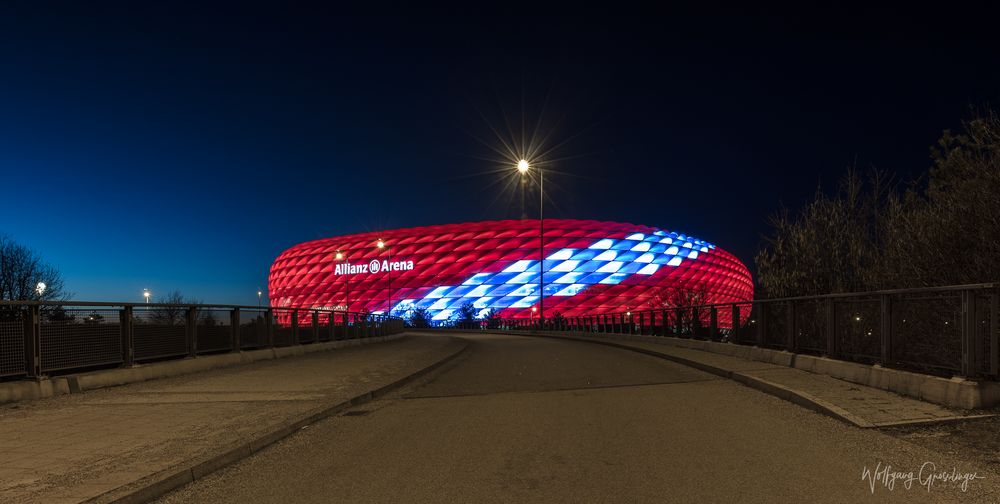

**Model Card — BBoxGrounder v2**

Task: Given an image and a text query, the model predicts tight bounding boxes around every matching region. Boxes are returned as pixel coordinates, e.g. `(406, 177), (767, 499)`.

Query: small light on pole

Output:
(143, 288), (151, 304)
(334, 250), (350, 312)
(35, 282), (46, 297)
(257, 288), (263, 309)
(515, 159), (544, 328)
(376, 239), (391, 315)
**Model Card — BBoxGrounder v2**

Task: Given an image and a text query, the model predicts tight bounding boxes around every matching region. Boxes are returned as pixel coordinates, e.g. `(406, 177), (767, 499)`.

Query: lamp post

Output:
(143, 288), (151, 304)
(376, 239), (391, 316)
(334, 250), (350, 312)
(257, 288), (262, 309)
(517, 159), (544, 328)
(35, 282), (46, 298)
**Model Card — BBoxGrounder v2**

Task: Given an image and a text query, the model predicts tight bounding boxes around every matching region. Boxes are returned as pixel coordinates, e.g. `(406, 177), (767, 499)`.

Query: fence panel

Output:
(763, 302), (789, 348)
(891, 292), (962, 376)
(793, 300), (826, 355)
(239, 309), (267, 349)
(832, 298), (880, 363)
(133, 306), (187, 361)
(39, 307), (123, 373)
(196, 308), (232, 354)
(272, 309), (296, 346)
(0, 308), (25, 377)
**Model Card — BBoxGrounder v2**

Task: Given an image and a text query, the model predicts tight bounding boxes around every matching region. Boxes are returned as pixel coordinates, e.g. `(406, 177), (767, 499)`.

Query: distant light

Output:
(335, 251), (344, 260)
(143, 289), (151, 299)
(517, 159), (529, 173)
(626, 311), (631, 317)
(854, 316), (861, 322)
(35, 282), (46, 296)
(531, 307), (537, 312)
(376, 239), (385, 249)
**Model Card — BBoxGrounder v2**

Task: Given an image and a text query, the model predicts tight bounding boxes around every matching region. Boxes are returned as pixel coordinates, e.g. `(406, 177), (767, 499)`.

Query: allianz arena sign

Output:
(334, 259), (415, 276)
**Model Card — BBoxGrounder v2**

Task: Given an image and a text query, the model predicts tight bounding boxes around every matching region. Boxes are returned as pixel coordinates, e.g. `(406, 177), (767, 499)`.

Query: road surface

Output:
(157, 333), (996, 503)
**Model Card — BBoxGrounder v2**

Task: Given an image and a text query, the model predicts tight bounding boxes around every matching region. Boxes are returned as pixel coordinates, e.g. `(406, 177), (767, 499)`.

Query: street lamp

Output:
(376, 239), (392, 316)
(143, 288), (151, 304)
(516, 159), (544, 328)
(35, 282), (46, 297)
(257, 288), (263, 309)
(334, 250), (350, 312)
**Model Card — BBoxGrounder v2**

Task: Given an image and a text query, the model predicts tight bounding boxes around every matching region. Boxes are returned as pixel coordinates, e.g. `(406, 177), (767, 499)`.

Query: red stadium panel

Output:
(269, 219), (753, 324)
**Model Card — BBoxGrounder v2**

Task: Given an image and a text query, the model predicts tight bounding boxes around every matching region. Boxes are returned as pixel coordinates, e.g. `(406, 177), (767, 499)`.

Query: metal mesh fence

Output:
(891, 293), (962, 375)
(763, 302), (789, 348)
(196, 309), (232, 354)
(0, 308), (25, 377)
(794, 300), (826, 355)
(39, 307), (122, 372)
(834, 298), (880, 362)
(272, 309), (295, 347)
(298, 311), (316, 344)
(239, 309), (267, 349)
(133, 306), (187, 361)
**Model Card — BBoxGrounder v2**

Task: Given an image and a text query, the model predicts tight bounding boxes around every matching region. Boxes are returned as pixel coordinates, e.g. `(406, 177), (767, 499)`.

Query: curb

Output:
(88, 337), (470, 504)
(527, 333), (985, 429)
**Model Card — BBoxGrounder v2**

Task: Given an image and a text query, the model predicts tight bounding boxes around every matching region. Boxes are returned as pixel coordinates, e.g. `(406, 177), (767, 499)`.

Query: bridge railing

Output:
(0, 300), (405, 379)
(452, 283), (999, 379)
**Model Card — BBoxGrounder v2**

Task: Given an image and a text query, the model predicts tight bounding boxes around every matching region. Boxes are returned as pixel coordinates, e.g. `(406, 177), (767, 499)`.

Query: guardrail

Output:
(0, 301), (405, 379)
(449, 283), (999, 379)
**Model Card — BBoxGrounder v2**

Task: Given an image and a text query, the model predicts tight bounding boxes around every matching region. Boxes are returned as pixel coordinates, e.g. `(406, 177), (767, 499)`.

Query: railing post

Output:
(639, 312), (645, 335)
(231, 308), (241, 352)
(186, 306), (198, 357)
(291, 309), (300, 345)
(709, 306), (718, 341)
(121, 305), (134, 367)
(329, 312), (336, 342)
(825, 299), (836, 358)
(755, 303), (766, 346)
(961, 290), (977, 377)
(312, 311), (320, 342)
(24, 305), (41, 377)
(786, 302), (795, 352)
(991, 289), (999, 378)
(675, 308), (683, 336)
(265, 308), (274, 348)
(661, 309), (668, 337)
(880, 294), (892, 367)
(730, 304), (739, 342)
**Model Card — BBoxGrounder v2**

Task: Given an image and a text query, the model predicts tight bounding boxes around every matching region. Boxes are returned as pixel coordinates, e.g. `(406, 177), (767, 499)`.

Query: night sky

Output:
(2, 6), (998, 305)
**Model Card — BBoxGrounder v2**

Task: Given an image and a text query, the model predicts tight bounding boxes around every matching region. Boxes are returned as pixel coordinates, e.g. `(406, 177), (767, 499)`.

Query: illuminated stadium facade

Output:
(269, 219), (753, 324)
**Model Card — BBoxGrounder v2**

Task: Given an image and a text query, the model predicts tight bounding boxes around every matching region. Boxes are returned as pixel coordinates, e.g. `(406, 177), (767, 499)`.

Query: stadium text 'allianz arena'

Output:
(269, 219), (753, 325)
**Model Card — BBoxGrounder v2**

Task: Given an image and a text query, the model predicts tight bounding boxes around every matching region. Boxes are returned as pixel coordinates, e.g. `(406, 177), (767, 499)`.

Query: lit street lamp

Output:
(334, 250), (350, 312)
(376, 239), (392, 316)
(517, 159), (544, 328)
(143, 288), (151, 304)
(35, 282), (46, 298)
(257, 288), (263, 309)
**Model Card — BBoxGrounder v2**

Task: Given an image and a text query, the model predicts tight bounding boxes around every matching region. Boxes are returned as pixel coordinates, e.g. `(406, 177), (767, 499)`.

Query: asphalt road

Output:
(157, 333), (997, 503)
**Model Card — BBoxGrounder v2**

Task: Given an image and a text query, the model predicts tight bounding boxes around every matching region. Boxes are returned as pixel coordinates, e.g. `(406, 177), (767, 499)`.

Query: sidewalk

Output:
(537, 333), (995, 428)
(0, 334), (464, 504)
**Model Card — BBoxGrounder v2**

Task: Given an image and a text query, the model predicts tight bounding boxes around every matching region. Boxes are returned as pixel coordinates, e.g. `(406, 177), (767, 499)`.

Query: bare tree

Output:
(756, 108), (1000, 296)
(0, 235), (67, 302)
(149, 291), (192, 326)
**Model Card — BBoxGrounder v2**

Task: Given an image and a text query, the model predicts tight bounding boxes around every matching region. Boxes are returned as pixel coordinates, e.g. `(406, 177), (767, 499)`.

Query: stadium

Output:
(268, 219), (753, 324)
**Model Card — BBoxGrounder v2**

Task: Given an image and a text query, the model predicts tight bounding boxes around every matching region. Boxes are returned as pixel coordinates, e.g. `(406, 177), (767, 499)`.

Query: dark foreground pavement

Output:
(157, 333), (998, 504)
(0, 334), (464, 503)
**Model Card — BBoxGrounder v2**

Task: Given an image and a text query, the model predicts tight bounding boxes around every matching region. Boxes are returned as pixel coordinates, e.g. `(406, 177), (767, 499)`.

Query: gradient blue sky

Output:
(2, 6), (998, 305)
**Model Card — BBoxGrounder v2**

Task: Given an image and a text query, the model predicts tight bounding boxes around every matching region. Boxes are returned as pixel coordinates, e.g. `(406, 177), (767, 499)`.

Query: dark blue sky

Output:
(2, 6), (998, 304)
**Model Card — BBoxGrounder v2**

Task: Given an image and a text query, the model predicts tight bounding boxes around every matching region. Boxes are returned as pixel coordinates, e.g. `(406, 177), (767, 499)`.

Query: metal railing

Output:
(0, 301), (405, 379)
(449, 283), (999, 379)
